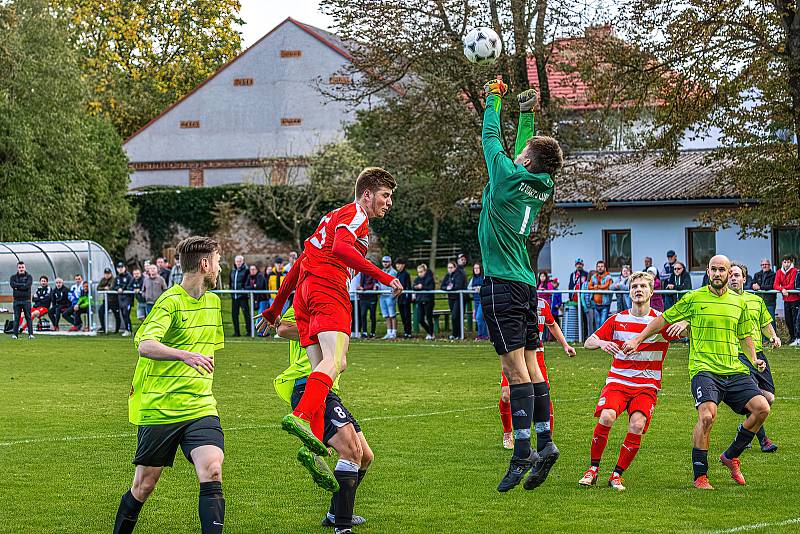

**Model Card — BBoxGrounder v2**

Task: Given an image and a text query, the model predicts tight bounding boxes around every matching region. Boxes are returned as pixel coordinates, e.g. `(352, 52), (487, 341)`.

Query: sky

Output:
(238, 0), (334, 48)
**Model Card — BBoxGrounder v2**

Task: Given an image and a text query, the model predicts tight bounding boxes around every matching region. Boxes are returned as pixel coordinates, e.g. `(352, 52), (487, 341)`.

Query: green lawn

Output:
(1, 337), (799, 533)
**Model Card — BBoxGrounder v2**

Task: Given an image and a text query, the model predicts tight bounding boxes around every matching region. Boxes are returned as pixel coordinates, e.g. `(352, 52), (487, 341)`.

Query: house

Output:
(123, 18), (380, 190)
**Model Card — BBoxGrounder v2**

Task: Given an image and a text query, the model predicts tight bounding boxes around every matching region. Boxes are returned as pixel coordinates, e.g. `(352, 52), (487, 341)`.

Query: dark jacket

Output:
(130, 275), (145, 303)
(441, 269), (466, 301)
(568, 268), (588, 291)
(9, 272), (33, 301)
(229, 265), (249, 299)
(359, 273), (378, 301)
(33, 285), (52, 308)
(667, 271), (693, 297)
(159, 267), (171, 285)
(114, 271), (133, 293)
(396, 269), (412, 303)
(413, 270), (435, 303)
(753, 269), (776, 306)
(246, 271), (268, 301)
(51, 286), (70, 308)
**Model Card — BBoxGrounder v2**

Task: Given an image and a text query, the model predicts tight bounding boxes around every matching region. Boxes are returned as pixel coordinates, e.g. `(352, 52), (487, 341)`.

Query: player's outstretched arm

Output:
(547, 321), (576, 356)
(482, 79), (517, 186)
(621, 315), (667, 354)
(258, 253), (305, 330)
(137, 339), (214, 374)
(514, 89), (537, 158)
(276, 318), (300, 342)
(331, 227), (399, 290)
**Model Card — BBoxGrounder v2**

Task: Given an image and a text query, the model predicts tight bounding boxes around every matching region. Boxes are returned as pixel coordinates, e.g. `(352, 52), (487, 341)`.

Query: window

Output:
(773, 227), (800, 263)
(687, 228), (716, 271)
(233, 77), (253, 86)
(329, 75), (351, 84)
(280, 50), (302, 58)
(280, 118), (302, 126)
(603, 229), (631, 272)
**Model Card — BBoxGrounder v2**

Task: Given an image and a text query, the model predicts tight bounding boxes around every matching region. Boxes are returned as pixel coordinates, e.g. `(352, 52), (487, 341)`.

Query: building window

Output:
(233, 77), (254, 86)
(687, 228), (716, 271)
(603, 229), (631, 272)
(281, 118), (302, 126)
(329, 75), (351, 84)
(189, 168), (204, 187)
(773, 227), (800, 263)
(280, 50), (302, 58)
(180, 120), (200, 129)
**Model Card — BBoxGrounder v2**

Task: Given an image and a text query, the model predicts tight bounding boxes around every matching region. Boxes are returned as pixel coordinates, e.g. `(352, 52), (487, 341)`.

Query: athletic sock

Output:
(724, 426), (756, 460)
(293, 372), (333, 421)
(614, 432), (642, 475)
(756, 425), (767, 445)
(329, 469), (367, 517)
(499, 400), (513, 433)
(310, 403), (325, 441)
(509, 382), (534, 458)
(590, 423), (611, 467)
(533, 382), (552, 451)
(692, 448), (709, 480)
(199, 481), (225, 534)
(333, 460), (360, 530)
(113, 490), (144, 534)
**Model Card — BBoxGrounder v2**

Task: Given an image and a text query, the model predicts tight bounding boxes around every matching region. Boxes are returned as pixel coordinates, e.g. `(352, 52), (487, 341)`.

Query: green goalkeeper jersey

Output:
(130, 284), (224, 425)
(478, 94), (554, 287)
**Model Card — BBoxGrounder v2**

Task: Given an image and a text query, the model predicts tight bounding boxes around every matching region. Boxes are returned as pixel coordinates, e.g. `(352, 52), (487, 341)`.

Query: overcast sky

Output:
(238, 1), (334, 48)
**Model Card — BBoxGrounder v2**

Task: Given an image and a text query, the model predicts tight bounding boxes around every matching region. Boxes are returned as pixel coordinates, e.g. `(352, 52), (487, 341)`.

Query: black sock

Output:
(329, 469), (367, 517)
(613, 465), (625, 476)
(509, 382), (534, 458)
(113, 490), (144, 534)
(724, 426), (756, 460)
(532, 382), (552, 451)
(692, 448), (708, 480)
(756, 425), (767, 444)
(334, 460), (359, 530)
(198, 481), (225, 534)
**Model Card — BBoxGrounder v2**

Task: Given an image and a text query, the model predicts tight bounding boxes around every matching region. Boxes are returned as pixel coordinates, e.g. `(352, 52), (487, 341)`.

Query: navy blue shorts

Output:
(291, 382), (361, 446)
(738, 351), (775, 394)
(690, 372), (763, 415)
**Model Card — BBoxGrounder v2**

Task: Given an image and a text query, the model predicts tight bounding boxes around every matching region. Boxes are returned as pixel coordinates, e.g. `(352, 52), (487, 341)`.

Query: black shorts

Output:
(291, 381), (361, 446)
(690, 372), (763, 415)
(479, 276), (541, 355)
(133, 415), (224, 467)
(738, 351), (776, 394)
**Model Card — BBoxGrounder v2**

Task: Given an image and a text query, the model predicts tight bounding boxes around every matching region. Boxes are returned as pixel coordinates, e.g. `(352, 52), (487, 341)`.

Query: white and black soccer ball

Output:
(463, 27), (502, 65)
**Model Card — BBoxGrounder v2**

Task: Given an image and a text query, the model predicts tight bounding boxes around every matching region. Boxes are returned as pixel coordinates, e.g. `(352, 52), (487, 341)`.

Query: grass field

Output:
(2, 336), (799, 533)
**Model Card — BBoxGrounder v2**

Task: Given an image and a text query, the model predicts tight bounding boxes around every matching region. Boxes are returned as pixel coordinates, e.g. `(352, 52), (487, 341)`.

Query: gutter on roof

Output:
(556, 198), (751, 208)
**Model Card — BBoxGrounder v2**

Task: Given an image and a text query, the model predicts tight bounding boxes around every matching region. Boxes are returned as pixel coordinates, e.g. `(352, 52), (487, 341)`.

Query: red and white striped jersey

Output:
(301, 202), (370, 287)
(537, 297), (555, 335)
(593, 309), (676, 390)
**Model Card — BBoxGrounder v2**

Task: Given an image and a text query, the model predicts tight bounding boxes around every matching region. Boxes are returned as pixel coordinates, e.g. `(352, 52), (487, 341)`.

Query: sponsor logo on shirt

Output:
(518, 183), (550, 201)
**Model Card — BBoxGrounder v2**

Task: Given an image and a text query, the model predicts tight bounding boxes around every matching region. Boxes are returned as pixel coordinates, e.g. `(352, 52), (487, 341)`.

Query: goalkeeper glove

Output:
(483, 78), (508, 97)
(517, 88), (538, 112)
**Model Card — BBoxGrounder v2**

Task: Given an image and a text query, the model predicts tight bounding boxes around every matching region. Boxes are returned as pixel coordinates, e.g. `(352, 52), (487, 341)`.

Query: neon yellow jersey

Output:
(274, 307), (340, 405)
(130, 284), (224, 425)
(662, 285), (752, 378)
(738, 291), (772, 354)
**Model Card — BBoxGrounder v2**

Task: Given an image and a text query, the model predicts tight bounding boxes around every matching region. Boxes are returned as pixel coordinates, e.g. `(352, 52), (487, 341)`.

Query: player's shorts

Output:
(738, 351), (775, 394)
(133, 415), (224, 467)
(31, 306), (48, 317)
(480, 276), (541, 355)
(690, 371), (763, 415)
(594, 383), (657, 432)
(294, 276), (352, 347)
(379, 295), (397, 317)
(291, 380), (361, 446)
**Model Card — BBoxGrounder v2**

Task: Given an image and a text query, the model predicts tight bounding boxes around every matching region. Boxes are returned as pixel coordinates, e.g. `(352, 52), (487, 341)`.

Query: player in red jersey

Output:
(499, 297), (575, 449)
(578, 271), (687, 490)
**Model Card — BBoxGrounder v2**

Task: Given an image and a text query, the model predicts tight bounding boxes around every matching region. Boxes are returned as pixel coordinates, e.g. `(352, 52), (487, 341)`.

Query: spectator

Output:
(378, 255), (398, 339)
(247, 264), (268, 316)
(49, 277), (71, 331)
(580, 270), (596, 336)
(114, 262), (133, 336)
(588, 260), (613, 326)
(612, 265), (632, 312)
(142, 264), (167, 315)
(229, 255), (251, 337)
(395, 259), (413, 338)
(701, 272), (710, 287)
(643, 256), (659, 280)
(661, 250), (678, 309)
(551, 277), (563, 326)
(156, 257), (171, 285)
(130, 267), (146, 320)
(414, 263), (435, 340)
(96, 267), (117, 334)
(666, 261), (692, 305)
(169, 255), (183, 287)
(457, 253), (472, 319)
(774, 255), (799, 344)
(75, 280), (93, 328)
(349, 272), (361, 338)
(9, 261), (33, 339)
(537, 271), (554, 305)
(64, 274), (84, 331)
(646, 266), (664, 311)
(568, 258), (589, 303)
(359, 271), (378, 338)
(19, 275), (51, 334)
(265, 257), (286, 307)
(470, 263), (488, 341)
(752, 258), (777, 325)
(441, 260), (466, 340)
(285, 251), (298, 272)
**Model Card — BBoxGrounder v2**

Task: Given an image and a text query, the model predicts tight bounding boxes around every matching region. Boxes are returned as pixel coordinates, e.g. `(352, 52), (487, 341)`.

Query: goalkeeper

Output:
(478, 80), (564, 493)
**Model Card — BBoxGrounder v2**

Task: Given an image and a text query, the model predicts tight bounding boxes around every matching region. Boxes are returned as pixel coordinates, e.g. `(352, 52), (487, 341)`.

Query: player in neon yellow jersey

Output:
(113, 237), (225, 534)
(275, 307), (372, 532)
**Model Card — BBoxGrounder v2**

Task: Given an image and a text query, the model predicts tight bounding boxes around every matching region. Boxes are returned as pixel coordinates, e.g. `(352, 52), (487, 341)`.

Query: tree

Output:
(0, 0), (133, 255)
(320, 0), (608, 268)
(578, 0), (800, 236)
(50, 0), (243, 139)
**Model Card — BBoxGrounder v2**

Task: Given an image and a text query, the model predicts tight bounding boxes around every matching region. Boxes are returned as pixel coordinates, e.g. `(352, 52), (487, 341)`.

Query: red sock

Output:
(310, 403), (325, 441)
(590, 423), (611, 465)
(549, 398), (554, 436)
(615, 432), (642, 473)
(293, 372), (333, 421)
(499, 400), (512, 433)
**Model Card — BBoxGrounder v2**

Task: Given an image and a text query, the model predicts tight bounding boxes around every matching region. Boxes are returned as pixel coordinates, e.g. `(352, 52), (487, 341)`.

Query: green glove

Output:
(517, 88), (538, 112)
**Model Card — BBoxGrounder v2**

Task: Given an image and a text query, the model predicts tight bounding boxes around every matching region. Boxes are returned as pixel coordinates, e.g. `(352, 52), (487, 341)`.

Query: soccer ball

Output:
(463, 27), (502, 65)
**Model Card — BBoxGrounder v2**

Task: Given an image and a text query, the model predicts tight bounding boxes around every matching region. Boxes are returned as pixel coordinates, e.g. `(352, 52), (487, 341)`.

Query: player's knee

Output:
(132, 476), (158, 500)
(628, 416), (646, 435)
(598, 410), (616, 427)
(754, 399), (771, 419)
(199, 459), (223, 482)
(698, 411), (715, 430)
(763, 391), (775, 405)
(360, 444), (374, 469)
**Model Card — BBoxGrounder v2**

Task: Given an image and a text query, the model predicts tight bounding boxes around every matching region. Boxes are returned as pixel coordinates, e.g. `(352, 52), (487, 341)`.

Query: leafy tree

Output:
(0, 0), (133, 255)
(51, 0), (243, 138)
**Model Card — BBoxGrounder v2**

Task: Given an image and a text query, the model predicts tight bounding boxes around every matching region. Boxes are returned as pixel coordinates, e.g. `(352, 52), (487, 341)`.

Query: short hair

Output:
(17, 261), (24, 266)
(524, 136), (564, 176)
(74, 274), (82, 279)
(55, 277), (63, 283)
(40, 275), (48, 281)
(629, 270), (654, 291)
(596, 260), (605, 267)
(355, 167), (397, 198)
(674, 261), (685, 270)
(782, 254), (794, 263)
(730, 261), (748, 278)
(417, 263), (428, 271)
(177, 236), (220, 273)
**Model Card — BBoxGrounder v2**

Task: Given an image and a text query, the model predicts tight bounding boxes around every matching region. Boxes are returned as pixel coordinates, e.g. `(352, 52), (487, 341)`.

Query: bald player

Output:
(621, 255), (770, 489)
